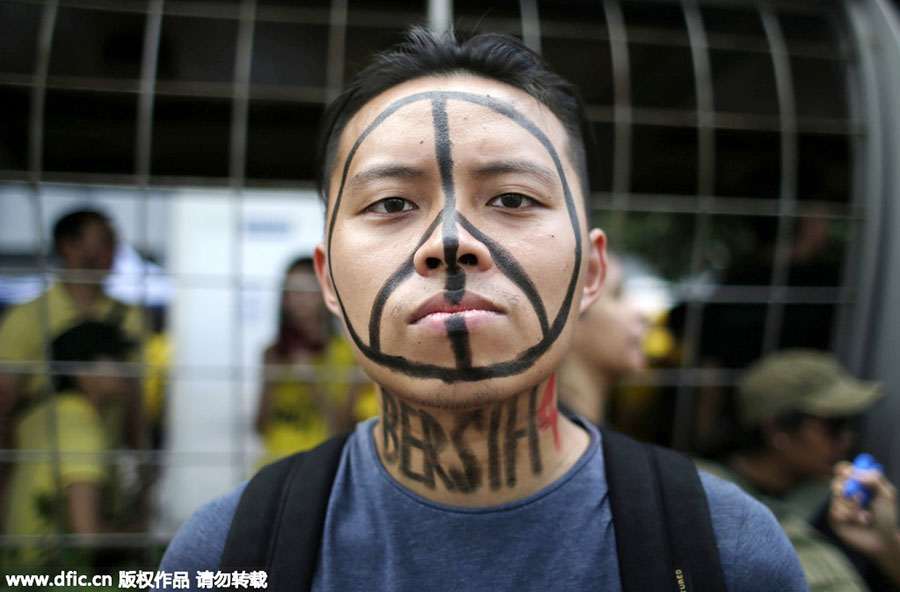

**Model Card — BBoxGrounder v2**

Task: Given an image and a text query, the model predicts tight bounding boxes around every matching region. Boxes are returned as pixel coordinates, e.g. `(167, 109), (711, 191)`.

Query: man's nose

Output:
(413, 218), (493, 277)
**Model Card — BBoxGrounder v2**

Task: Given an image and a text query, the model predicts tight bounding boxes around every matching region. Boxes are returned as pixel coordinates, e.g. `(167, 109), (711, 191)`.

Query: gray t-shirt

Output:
(159, 418), (808, 591)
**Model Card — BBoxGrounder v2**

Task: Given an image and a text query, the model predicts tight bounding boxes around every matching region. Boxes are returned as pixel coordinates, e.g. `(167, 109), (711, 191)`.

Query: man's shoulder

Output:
(19, 392), (99, 432)
(0, 293), (47, 355)
(53, 392), (102, 422)
(696, 462), (754, 502)
(697, 466), (771, 530)
(693, 469), (810, 591)
(162, 428), (362, 571)
(159, 482), (247, 574)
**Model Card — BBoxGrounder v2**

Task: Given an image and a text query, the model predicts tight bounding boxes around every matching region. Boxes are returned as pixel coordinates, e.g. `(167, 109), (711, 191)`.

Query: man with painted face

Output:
(158, 28), (807, 591)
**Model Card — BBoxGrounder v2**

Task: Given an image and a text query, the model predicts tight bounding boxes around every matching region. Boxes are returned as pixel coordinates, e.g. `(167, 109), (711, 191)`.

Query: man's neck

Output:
(60, 275), (104, 312)
(558, 354), (611, 426)
(372, 374), (591, 508)
(729, 452), (797, 496)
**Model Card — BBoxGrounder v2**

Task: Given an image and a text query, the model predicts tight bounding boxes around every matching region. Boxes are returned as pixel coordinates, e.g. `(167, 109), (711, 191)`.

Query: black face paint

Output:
(503, 389), (541, 488)
(445, 272), (465, 305)
(419, 410), (455, 490)
(488, 406), (503, 490)
(368, 214), (442, 351)
(380, 389), (542, 494)
(432, 97), (461, 277)
(528, 386), (542, 475)
(398, 399), (432, 487)
(446, 314), (472, 370)
(328, 90), (582, 383)
(381, 389), (399, 463)
(457, 214), (549, 336)
(449, 410), (483, 493)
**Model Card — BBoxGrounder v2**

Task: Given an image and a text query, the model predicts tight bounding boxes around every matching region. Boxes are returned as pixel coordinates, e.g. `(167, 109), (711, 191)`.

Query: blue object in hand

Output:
(842, 453), (883, 509)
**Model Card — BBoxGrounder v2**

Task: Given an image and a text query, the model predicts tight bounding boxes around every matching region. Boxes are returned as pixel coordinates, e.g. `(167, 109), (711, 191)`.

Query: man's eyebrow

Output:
(347, 164), (428, 188)
(470, 159), (558, 187)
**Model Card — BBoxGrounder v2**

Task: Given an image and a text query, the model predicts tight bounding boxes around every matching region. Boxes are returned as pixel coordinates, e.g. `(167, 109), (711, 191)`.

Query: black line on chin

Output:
(446, 314), (472, 369)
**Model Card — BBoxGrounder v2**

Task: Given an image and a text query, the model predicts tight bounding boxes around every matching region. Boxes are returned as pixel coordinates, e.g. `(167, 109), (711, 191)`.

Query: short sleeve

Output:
(55, 398), (107, 488)
(0, 304), (39, 362)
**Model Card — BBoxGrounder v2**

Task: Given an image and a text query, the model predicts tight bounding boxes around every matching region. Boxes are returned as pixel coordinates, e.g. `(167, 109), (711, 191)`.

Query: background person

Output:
(2, 321), (141, 567)
(696, 349), (885, 591)
(254, 257), (375, 465)
(0, 208), (146, 529)
(813, 459), (900, 590)
(558, 252), (648, 426)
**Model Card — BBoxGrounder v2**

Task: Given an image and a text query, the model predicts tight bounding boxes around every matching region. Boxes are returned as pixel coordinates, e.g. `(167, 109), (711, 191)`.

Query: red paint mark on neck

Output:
(537, 374), (561, 451)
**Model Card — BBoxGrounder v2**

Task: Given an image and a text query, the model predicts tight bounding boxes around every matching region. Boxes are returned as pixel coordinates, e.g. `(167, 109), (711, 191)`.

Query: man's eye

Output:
(366, 197), (415, 214)
(488, 193), (535, 209)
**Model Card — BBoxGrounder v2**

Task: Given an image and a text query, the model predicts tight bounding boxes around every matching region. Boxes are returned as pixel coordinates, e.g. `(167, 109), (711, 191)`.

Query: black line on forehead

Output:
(457, 214), (549, 338)
(433, 97), (467, 305)
(369, 213), (442, 351)
(433, 97), (458, 264)
(327, 92), (434, 254)
(327, 91), (436, 359)
(328, 90), (582, 383)
(448, 91), (584, 361)
(446, 91), (583, 319)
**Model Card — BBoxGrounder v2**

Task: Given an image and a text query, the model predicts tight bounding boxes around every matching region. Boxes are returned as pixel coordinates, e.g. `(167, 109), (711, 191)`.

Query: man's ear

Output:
(314, 243), (341, 317)
(761, 416), (790, 451)
(579, 228), (607, 314)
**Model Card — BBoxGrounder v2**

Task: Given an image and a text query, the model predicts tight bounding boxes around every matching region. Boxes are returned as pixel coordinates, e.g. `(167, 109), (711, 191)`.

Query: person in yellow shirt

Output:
(3, 321), (139, 568)
(0, 209), (145, 527)
(254, 257), (376, 466)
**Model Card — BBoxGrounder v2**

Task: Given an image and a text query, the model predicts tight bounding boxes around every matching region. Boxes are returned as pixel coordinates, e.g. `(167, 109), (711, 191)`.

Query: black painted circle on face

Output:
(327, 90), (583, 383)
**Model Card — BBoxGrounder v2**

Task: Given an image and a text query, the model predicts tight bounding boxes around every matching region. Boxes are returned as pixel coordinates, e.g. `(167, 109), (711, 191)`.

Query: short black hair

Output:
(317, 27), (593, 204)
(52, 208), (112, 255)
(51, 321), (133, 392)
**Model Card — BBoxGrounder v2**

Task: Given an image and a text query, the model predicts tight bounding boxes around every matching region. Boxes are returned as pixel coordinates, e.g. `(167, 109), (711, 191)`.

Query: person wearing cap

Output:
(2, 321), (141, 568)
(696, 348), (891, 592)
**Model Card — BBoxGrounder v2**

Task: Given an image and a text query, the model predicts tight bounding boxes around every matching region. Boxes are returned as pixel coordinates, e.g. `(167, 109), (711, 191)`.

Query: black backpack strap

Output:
(601, 428), (726, 592)
(220, 431), (351, 591)
(651, 443), (727, 592)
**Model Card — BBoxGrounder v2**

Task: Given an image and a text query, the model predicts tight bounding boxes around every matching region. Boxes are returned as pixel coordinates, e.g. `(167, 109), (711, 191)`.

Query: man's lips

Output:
(409, 291), (503, 328)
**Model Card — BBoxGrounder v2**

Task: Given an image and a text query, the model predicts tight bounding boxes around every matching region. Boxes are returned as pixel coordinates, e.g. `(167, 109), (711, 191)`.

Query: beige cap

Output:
(737, 349), (883, 427)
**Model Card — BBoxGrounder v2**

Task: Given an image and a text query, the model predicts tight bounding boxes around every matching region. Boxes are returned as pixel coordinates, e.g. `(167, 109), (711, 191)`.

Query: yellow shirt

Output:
(0, 283), (144, 401)
(261, 337), (376, 466)
(3, 393), (108, 566)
